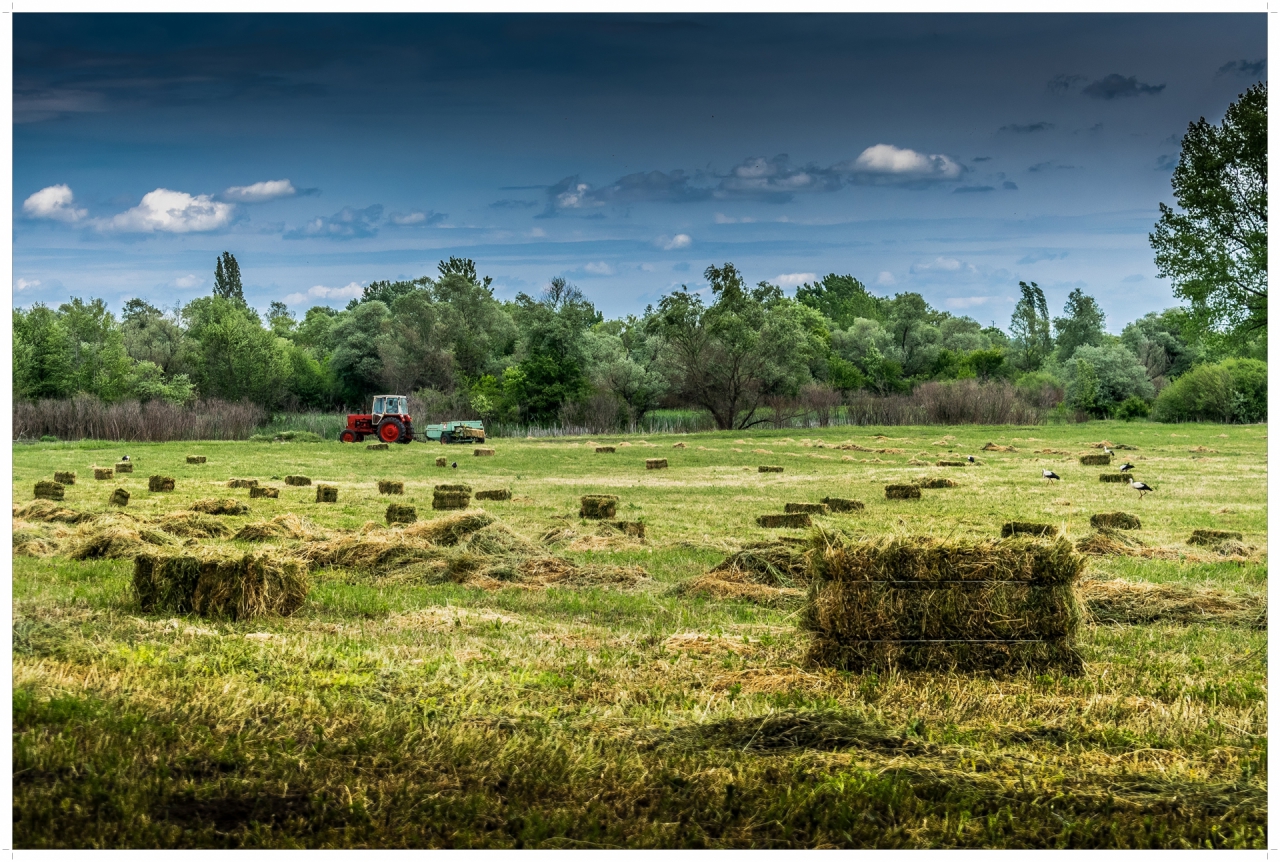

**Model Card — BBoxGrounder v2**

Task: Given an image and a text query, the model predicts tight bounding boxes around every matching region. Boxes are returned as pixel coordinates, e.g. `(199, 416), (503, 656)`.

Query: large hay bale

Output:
(474, 447), (495, 457)
(109, 488), (130, 507)
(1079, 453), (1111, 466)
(821, 497), (865, 513)
(190, 498), (251, 516)
(186, 455), (207, 464)
(34, 481), (64, 501)
(378, 480), (405, 495)
(580, 495), (619, 519)
(386, 503), (417, 525)
(1188, 529), (1243, 546)
(475, 489), (512, 501)
(94, 467), (114, 480)
(436, 457), (447, 468)
(135, 552), (308, 620)
(433, 490), (470, 510)
(115, 462), (133, 473)
(284, 475), (311, 486)
(403, 510), (495, 545)
(1001, 521), (1057, 538)
(610, 521), (646, 539)
(134, 554), (202, 613)
(757, 513), (812, 528)
(758, 465), (784, 473)
(804, 535), (1085, 673)
(367, 443), (389, 450)
(646, 458), (668, 470)
(884, 484), (920, 500)
(1090, 512), (1140, 530)
(595, 446), (616, 454)
(249, 486), (280, 499)
(227, 478), (258, 489)
(316, 485), (339, 503)
(784, 502), (829, 515)
(1099, 473), (1129, 483)
(54, 471), (76, 485)
(936, 460), (966, 467)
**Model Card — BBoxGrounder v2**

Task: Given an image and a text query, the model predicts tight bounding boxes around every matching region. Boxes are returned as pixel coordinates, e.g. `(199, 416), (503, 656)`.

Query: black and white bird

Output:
(1129, 479), (1154, 499)
(1118, 462), (1135, 472)
(121, 455), (130, 461)
(1042, 469), (1060, 483)
(1103, 445), (1114, 457)
(967, 455), (975, 463)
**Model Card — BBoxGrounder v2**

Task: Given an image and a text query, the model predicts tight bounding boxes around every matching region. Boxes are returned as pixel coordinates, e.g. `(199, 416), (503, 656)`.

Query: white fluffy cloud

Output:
(104, 189), (235, 233)
(774, 272), (816, 287)
(172, 274), (201, 289)
(283, 282), (364, 306)
(223, 179), (296, 202)
(849, 144), (962, 181)
(583, 261), (614, 275)
(911, 256), (977, 274)
(23, 184), (87, 222)
(15, 277), (41, 292)
(876, 271), (896, 286)
(659, 233), (693, 250)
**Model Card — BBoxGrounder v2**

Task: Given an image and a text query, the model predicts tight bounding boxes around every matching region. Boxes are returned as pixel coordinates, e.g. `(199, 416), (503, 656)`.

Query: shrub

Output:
(1114, 396), (1150, 421)
(39, 435), (58, 443)
(1152, 359), (1267, 423)
(1062, 344), (1153, 417)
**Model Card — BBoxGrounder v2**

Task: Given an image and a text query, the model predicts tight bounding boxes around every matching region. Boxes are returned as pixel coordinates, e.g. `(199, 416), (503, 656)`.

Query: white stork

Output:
(121, 455), (130, 461)
(1129, 479), (1154, 499)
(967, 455), (975, 463)
(1118, 462), (1135, 472)
(1042, 469), (1060, 483)
(1103, 445), (1114, 457)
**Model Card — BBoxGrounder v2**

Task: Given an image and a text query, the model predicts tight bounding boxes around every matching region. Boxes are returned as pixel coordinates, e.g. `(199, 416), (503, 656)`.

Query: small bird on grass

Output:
(451, 461), (458, 469)
(1118, 462), (1135, 472)
(1103, 445), (1114, 457)
(1042, 469), (1060, 483)
(967, 455), (975, 463)
(121, 455), (130, 461)
(1129, 479), (1154, 499)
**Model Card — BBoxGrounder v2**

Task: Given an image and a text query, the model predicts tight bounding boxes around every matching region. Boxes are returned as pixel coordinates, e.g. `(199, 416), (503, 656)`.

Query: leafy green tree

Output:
(213, 252), (244, 304)
(13, 304), (74, 399)
(830, 318), (906, 394)
(1151, 358), (1266, 423)
(376, 291), (451, 394)
(582, 321), (667, 425)
(1061, 343), (1153, 417)
(124, 361), (195, 404)
(294, 306), (340, 355)
(1052, 288), (1106, 361)
(1009, 281), (1053, 371)
(430, 270), (517, 381)
(439, 256), (493, 289)
(1150, 82), (1266, 347)
(794, 274), (884, 328)
(348, 278), (426, 310)
(267, 301), (297, 338)
(121, 299), (184, 374)
(179, 296), (291, 406)
(506, 278), (599, 423)
(1120, 308), (1200, 389)
(58, 297), (132, 401)
(328, 301), (392, 407)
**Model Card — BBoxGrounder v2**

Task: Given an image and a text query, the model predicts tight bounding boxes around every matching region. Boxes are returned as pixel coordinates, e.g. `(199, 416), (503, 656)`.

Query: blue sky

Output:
(14, 13), (1266, 331)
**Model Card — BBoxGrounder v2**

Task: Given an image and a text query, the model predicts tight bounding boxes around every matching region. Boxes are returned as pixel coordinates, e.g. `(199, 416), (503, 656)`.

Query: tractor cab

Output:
(339, 394), (415, 444)
(371, 395), (407, 421)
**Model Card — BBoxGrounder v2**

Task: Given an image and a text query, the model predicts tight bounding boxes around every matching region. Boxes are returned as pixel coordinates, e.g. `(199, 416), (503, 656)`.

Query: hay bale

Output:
(759, 465), (784, 473)
(54, 471), (76, 485)
(284, 475), (311, 486)
(610, 521), (646, 539)
(189, 498), (251, 516)
(646, 458), (668, 470)
(34, 481), (64, 501)
(785, 502), (829, 515)
(1079, 453), (1111, 466)
(227, 478), (258, 489)
(367, 443), (389, 450)
(135, 552), (307, 620)
(436, 457), (447, 467)
(1090, 512), (1140, 530)
(917, 477), (958, 489)
(378, 480), (405, 495)
(432, 490), (470, 510)
(386, 503), (418, 525)
(403, 510), (495, 545)
(757, 513), (811, 528)
(186, 455), (207, 464)
(315, 484), (339, 503)
(109, 488), (130, 507)
(804, 534), (1085, 673)
(936, 460), (966, 467)
(1189, 529), (1243, 546)
(1099, 473), (1129, 483)
(821, 497), (865, 513)
(94, 467), (114, 480)
(475, 489), (512, 501)
(474, 447), (495, 456)
(115, 462), (133, 473)
(580, 495), (619, 519)
(884, 484), (920, 500)
(249, 486), (280, 499)
(595, 446), (616, 454)
(134, 554), (202, 613)
(1001, 521), (1057, 538)
(436, 483), (472, 493)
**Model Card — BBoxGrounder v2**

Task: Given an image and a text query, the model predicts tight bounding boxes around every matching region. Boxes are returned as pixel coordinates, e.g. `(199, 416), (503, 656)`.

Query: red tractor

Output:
(339, 395), (415, 444)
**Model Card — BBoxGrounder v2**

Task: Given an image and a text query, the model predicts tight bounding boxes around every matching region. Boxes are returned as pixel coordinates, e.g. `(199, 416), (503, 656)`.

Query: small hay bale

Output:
(190, 553), (308, 620)
(1099, 473), (1129, 483)
(1090, 512), (1140, 530)
(1079, 453), (1112, 466)
(378, 480), (405, 495)
(610, 521), (646, 539)
(189, 498), (251, 516)
(673, 441), (687, 449)
(284, 475), (311, 486)
(115, 462), (133, 473)
(34, 481), (64, 501)
(475, 489), (512, 501)
(109, 488), (130, 507)
(821, 497), (865, 513)
(884, 484), (920, 500)
(134, 554), (203, 614)
(595, 446), (616, 454)
(784, 502), (829, 515)
(474, 447), (495, 457)
(646, 458), (668, 470)
(1188, 529), (1243, 546)
(367, 443), (389, 451)
(227, 478), (258, 489)
(759, 465), (784, 473)
(315, 484), (339, 503)
(386, 503), (417, 525)
(435, 483), (472, 492)
(758, 513), (812, 528)
(580, 494), (619, 519)
(917, 477), (958, 489)
(186, 455), (207, 464)
(1001, 521), (1057, 538)
(432, 490), (470, 510)
(54, 471), (76, 485)
(436, 457), (447, 467)
(936, 460), (966, 467)
(94, 467), (114, 480)
(249, 486), (280, 499)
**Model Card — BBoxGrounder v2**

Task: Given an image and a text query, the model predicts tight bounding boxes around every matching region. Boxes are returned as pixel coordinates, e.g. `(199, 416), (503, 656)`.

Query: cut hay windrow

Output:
(403, 510), (495, 546)
(710, 538), (811, 587)
(674, 569), (805, 607)
(189, 498), (251, 516)
(93, 468), (113, 480)
(367, 443), (389, 450)
(54, 471), (76, 485)
(804, 533), (1085, 673)
(227, 478), (258, 489)
(1001, 521), (1057, 538)
(284, 475), (311, 486)
(821, 497), (865, 513)
(884, 484), (921, 500)
(186, 456), (206, 464)
(109, 488), (130, 507)
(1079, 578), (1266, 628)
(1099, 473), (1129, 483)
(386, 503), (417, 525)
(1079, 454), (1112, 466)
(609, 521), (646, 539)
(1090, 512), (1140, 530)
(316, 485), (339, 503)
(982, 443), (1015, 452)
(233, 513), (323, 543)
(917, 477), (958, 489)
(595, 446), (616, 454)
(13, 521), (62, 557)
(34, 481), (64, 501)
(475, 489), (512, 501)
(378, 480), (405, 495)
(758, 513), (811, 528)
(435, 457), (447, 467)
(1188, 529), (1243, 546)
(580, 495), (619, 519)
(785, 503), (829, 515)
(672, 441), (687, 448)
(115, 462), (133, 473)
(249, 486), (280, 499)
(1075, 528), (1145, 557)
(134, 551), (307, 620)
(936, 460), (966, 467)
(14, 500), (93, 524)
(70, 518), (176, 560)
(474, 447), (495, 457)
(148, 476), (175, 492)
(646, 458), (668, 470)
(154, 511), (231, 538)
(758, 465), (784, 473)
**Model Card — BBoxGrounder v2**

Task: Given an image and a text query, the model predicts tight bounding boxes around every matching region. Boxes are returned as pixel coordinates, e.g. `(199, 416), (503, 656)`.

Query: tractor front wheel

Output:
(378, 418), (405, 444)
(339, 429), (356, 443)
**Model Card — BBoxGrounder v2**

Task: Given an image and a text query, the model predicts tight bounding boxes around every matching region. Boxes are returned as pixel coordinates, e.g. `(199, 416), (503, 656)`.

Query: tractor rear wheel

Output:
(378, 418), (405, 444)
(339, 429), (356, 443)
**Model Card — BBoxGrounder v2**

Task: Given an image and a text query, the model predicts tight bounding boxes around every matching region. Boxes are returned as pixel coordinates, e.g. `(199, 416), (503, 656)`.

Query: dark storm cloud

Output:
(1081, 74), (1166, 99)
(999, 121), (1054, 134)
(284, 204), (382, 239)
(1048, 73), (1087, 94)
(1217, 58), (1265, 76)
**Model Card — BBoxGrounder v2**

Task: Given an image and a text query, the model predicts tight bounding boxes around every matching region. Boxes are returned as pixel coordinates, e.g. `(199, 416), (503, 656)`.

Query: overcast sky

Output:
(14, 13), (1266, 330)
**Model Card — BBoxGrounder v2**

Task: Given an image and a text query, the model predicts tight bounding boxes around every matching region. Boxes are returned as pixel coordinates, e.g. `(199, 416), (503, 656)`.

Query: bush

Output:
(39, 435), (57, 443)
(1152, 359), (1267, 423)
(1062, 344), (1154, 417)
(1114, 397), (1150, 421)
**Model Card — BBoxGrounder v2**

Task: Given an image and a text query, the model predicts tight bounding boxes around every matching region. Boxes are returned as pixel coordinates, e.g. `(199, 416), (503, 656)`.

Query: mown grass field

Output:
(12, 421), (1267, 848)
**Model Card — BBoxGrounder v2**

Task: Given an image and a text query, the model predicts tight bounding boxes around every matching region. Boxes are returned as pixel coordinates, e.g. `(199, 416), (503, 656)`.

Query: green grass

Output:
(12, 421), (1267, 847)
